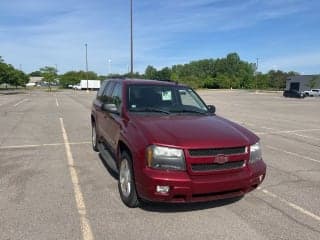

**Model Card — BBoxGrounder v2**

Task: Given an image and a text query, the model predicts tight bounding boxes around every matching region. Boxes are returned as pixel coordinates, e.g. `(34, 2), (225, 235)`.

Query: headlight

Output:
(146, 145), (186, 171)
(249, 141), (262, 164)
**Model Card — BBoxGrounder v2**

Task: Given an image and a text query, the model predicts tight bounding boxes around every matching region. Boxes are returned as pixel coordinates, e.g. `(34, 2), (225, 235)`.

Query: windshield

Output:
(127, 84), (209, 114)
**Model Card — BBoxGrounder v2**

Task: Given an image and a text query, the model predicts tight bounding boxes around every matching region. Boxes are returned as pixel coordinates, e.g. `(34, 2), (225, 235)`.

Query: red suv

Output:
(91, 78), (266, 207)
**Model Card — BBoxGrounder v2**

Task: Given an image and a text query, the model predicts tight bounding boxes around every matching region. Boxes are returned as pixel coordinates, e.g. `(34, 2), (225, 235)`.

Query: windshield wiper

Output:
(172, 109), (208, 115)
(130, 107), (170, 115)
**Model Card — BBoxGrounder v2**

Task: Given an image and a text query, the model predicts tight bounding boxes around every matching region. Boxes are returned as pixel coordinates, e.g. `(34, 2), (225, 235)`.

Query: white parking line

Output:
(289, 132), (320, 141)
(59, 118), (94, 240)
(266, 145), (320, 164)
(14, 98), (28, 107)
(0, 141), (91, 150)
(56, 98), (59, 107)
(258, 187), (320, 222)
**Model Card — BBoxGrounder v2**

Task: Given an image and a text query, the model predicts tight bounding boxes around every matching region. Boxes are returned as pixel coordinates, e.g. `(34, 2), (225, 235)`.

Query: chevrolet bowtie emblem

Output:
(215, 154), (228, 164)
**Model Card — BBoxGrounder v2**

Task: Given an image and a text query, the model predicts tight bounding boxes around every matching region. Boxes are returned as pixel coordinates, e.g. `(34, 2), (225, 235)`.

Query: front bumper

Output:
(135, 160), (266, 203)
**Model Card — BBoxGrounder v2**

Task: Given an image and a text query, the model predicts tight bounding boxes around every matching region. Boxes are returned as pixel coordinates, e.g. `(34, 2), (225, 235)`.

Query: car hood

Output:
(130, 114), (258, 149)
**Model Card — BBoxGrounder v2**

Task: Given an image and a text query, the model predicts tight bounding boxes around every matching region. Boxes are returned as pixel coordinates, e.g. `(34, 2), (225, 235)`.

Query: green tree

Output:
(40, 66), (58, 91)
(29, 71), (42, 77)
(59, 70), (100, 88)
(0, 62), (9, 87)
(157, 67), (172, 80)
(305, 75), (320, 89)
(17, 70), (29, 87)
(267, 70), (289, 90)
(0, 57), (28, 88)
(145, 65), (157, 79)
(141, 52), (302, 90)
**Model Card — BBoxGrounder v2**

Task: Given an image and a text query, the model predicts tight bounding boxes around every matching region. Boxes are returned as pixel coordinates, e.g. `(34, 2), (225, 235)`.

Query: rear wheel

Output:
(91, 122), (99, 152)
(118, 151), (139, 208)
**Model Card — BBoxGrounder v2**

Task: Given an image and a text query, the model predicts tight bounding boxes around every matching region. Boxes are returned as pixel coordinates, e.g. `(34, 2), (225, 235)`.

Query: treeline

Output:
(57, 52), (299, 90)
(144, 53), (299, 89)
(1, 52), (301, 90)
(0, 56), (29, 88)
(58, 71), (141, 88)
(59, 71), (100, 88)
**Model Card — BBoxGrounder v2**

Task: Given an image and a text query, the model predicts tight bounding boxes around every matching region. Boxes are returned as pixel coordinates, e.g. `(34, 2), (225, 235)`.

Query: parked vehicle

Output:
(25, 82), (36, 87)
(283, 90), (305, 98)
(72, 84), (81, 90)
(73, 80), (100, 90)
(303, 89), (320, 97)
(91, 78), (266, 207)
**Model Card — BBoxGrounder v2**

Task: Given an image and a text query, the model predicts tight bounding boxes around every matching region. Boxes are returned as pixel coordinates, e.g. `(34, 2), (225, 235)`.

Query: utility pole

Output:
(85, 43), (89, 91)
(130, 0), (134, 78)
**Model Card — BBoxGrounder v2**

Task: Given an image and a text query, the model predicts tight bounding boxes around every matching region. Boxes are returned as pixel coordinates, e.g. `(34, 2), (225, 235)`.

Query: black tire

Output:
(91, 122), (99, 152)
(118, 151), (140, 208)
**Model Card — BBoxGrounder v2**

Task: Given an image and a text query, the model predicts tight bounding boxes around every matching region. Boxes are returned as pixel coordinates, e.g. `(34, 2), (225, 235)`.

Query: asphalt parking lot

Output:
(0, 89), (319, 240)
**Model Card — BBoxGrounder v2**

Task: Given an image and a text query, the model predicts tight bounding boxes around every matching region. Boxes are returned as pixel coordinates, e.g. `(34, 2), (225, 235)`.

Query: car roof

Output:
(104, 78), (186, 87)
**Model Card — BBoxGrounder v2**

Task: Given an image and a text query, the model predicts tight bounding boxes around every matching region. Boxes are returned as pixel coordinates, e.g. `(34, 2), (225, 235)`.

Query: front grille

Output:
(189, 147), (246, 157)
(191, 160), (245, 172)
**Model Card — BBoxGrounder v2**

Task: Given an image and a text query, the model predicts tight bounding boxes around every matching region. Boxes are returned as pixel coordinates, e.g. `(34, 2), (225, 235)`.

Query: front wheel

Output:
(118, 151), (140, 208)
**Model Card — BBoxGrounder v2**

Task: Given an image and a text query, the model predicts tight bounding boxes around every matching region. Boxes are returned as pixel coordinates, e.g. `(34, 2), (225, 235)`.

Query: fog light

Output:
(156, 185), (170, 193)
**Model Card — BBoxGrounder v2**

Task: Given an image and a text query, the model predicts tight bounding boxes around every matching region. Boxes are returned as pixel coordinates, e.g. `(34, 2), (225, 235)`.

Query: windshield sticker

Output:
(131, 105), (136, 108)
(162, 91), (172, 101)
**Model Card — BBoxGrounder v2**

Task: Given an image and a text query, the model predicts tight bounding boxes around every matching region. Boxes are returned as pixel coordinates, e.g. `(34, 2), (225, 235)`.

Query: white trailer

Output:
(74, 80), (101, 90)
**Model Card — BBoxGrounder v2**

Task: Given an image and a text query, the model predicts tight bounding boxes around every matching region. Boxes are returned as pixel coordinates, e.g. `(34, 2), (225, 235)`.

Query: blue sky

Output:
(1, 0), (320, 75)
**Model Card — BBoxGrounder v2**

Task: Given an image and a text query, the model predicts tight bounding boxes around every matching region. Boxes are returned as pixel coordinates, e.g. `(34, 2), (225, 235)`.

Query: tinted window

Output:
(97, 80), (108, 97)
(99, 81), (115, 103)
(111, 83), (123, 111)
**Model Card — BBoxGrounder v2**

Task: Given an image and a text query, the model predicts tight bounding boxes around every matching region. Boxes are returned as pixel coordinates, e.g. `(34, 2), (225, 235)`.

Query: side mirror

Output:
(207, 105), (216, 114)
(102, 103), (119, 114)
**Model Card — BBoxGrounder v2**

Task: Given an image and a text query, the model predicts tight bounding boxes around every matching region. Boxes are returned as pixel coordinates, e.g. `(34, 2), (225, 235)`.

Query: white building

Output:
(29, 76), (44, 85)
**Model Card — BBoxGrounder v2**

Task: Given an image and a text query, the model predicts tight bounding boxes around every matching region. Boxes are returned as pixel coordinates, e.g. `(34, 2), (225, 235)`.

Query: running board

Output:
(98, 143), (119, 174)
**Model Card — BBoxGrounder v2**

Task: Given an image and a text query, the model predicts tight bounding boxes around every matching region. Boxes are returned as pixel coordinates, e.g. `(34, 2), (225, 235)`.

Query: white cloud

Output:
(261, 52), (320, 74)
(0, 0), (319, 74)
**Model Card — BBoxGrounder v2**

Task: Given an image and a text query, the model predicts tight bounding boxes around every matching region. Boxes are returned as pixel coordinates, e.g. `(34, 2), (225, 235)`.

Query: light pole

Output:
(85, 43), (89, 91)
(130, 0), (134, 78)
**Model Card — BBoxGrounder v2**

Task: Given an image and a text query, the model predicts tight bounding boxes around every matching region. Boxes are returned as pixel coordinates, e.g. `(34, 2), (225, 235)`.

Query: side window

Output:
(99, 81), (115, 103)
(111, 83), (123, 111)
(97, 80), (108, 98)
